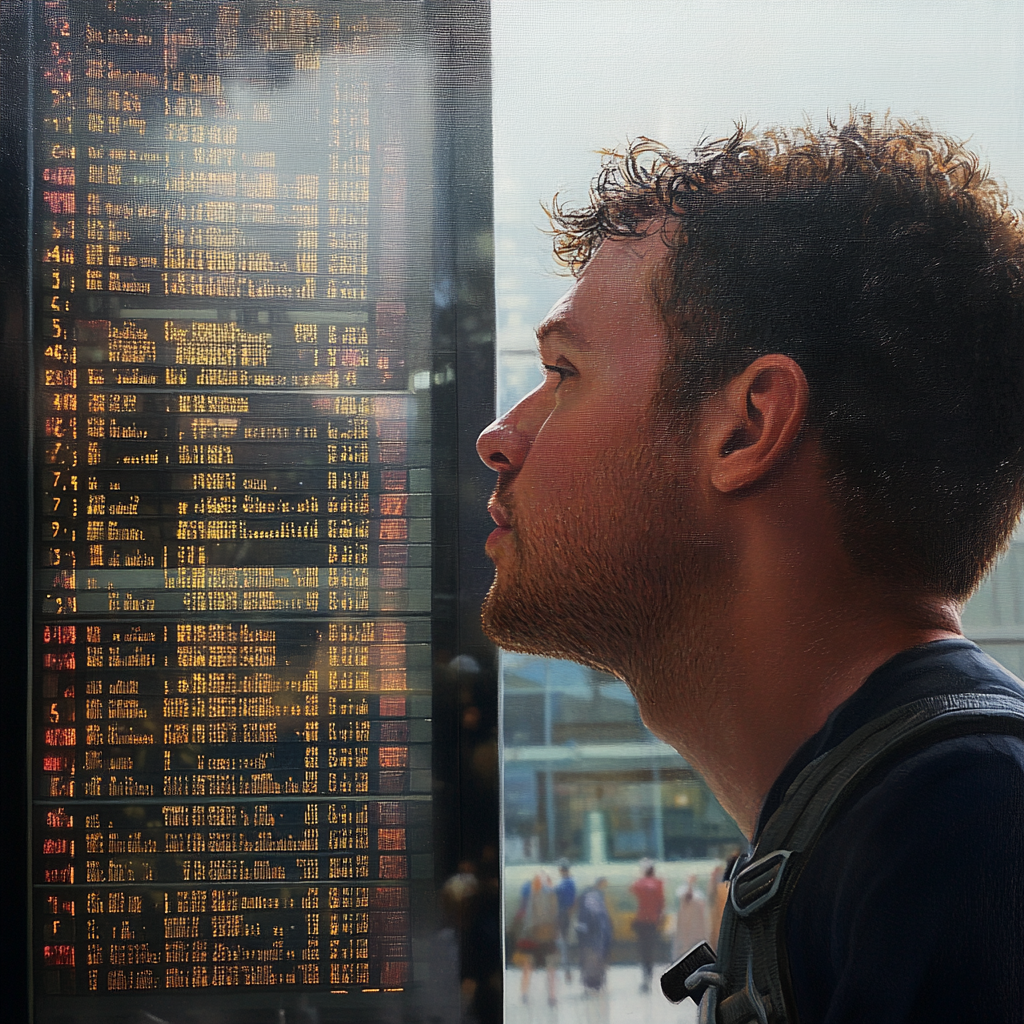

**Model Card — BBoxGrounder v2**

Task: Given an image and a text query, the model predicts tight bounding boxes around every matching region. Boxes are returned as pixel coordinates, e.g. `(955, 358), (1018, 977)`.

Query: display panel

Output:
(17, 1), (498, 1019)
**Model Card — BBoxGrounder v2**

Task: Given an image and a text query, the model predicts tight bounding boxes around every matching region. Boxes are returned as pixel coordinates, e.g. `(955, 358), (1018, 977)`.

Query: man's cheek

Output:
(520, 456), (590, 504)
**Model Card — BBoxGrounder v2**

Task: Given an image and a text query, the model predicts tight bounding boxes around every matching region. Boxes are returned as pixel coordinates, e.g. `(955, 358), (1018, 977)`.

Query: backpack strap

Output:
(662, 692), (1024, 1024)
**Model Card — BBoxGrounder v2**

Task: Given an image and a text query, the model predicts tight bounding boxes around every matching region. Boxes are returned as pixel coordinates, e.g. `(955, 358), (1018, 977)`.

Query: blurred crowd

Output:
(507, 851), (742, 1007)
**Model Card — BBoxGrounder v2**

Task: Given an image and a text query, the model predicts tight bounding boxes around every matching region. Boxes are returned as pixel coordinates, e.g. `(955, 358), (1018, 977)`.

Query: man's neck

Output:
(637, 586), (962, 839)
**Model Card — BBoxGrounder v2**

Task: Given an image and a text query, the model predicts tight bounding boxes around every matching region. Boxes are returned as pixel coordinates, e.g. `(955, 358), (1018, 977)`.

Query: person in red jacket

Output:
(629, 859), (665, 993)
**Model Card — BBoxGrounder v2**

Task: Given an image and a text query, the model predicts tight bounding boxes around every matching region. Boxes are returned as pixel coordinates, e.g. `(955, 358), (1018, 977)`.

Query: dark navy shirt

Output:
(754, 639), (1024, 1024)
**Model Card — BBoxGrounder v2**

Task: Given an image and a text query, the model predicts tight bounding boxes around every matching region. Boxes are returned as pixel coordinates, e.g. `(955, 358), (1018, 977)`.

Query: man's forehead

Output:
(536, 231), (670, 349)
(596, 228), (672, 263)
(535, 292), (588, 350)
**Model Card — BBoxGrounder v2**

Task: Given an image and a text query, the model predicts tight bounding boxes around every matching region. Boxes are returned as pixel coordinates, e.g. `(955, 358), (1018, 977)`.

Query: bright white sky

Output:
(492, 0), (1024, 408)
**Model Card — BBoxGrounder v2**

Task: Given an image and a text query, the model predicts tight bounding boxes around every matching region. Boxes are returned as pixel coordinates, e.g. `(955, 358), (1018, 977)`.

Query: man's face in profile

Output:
(476, 232), (728, 711)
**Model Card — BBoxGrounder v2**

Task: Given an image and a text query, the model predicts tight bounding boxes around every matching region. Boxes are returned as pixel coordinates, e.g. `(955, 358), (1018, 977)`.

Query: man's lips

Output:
(488, 501), (511, 529)
(486, 500), (513, 553)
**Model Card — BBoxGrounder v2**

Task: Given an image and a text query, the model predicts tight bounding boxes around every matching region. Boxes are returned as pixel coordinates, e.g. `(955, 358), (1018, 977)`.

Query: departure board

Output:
(23, 2), (494, 1019)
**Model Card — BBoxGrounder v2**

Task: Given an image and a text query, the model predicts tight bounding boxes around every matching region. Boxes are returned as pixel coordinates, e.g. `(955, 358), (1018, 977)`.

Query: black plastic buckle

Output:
(660, 941), (717, 1004)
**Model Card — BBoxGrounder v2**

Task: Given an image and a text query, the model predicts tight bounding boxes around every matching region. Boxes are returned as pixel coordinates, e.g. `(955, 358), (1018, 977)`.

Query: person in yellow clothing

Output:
(673, 874), (708, 961)
(515, 874), (559, 1006)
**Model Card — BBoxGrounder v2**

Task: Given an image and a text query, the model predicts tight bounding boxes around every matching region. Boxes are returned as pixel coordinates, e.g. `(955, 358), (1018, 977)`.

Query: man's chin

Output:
(482, 582), (559, 654)
(479, 584), (540, 653)
(480, 582), (618, 673)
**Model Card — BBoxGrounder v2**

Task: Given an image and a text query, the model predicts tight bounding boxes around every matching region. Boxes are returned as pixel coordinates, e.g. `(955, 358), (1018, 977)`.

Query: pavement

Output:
(504, 965), (698, 1024)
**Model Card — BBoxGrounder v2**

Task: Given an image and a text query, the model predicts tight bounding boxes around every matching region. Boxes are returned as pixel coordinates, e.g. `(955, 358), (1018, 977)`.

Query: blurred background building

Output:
(502, 655), (743, 867)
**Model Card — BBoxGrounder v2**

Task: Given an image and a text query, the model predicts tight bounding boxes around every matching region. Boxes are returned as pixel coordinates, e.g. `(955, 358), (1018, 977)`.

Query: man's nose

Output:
(473, 393), (536, 473)
(476, 411), (530, 473)
(479, 382), (556, 474)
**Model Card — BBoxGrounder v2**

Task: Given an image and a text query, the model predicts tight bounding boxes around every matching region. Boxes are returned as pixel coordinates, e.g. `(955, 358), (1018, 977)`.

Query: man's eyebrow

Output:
(535, 315), (589, 351)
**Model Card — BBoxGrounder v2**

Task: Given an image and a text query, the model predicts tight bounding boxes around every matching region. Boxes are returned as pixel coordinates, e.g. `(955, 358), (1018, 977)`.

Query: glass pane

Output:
(6, 1), (498, 1020)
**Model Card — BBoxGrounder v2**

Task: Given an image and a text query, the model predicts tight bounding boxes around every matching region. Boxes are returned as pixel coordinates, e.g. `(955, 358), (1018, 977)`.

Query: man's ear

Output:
(705, 354), (809, 494)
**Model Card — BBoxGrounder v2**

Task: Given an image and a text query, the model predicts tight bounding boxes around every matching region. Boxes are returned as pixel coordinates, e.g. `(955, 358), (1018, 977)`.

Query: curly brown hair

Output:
(548, 114), (1024, 601)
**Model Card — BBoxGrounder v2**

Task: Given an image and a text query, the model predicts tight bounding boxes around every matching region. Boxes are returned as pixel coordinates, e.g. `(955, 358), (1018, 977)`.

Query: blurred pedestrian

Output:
(555, 857), (577, 982)
(575, 877), (613, 993)
(707, 864), (727, 952)
(433, 860), (480, 1021)
(515, 873), (560, 1006)
(673, 873), (708, 960)
(708, 849), (741, 953)
(629, 858), (665, 993)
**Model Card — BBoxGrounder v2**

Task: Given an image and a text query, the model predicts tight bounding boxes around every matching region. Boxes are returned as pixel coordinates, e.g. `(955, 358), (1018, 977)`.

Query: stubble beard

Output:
(481, 415), (733, 732)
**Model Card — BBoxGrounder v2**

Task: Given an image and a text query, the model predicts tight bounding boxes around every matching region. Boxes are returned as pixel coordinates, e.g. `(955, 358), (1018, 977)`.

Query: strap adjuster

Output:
(730, 850), (793, 917)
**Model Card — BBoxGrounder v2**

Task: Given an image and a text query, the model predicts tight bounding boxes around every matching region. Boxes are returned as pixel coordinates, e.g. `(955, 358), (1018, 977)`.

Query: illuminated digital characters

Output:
(25, 2), (496, 1017)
